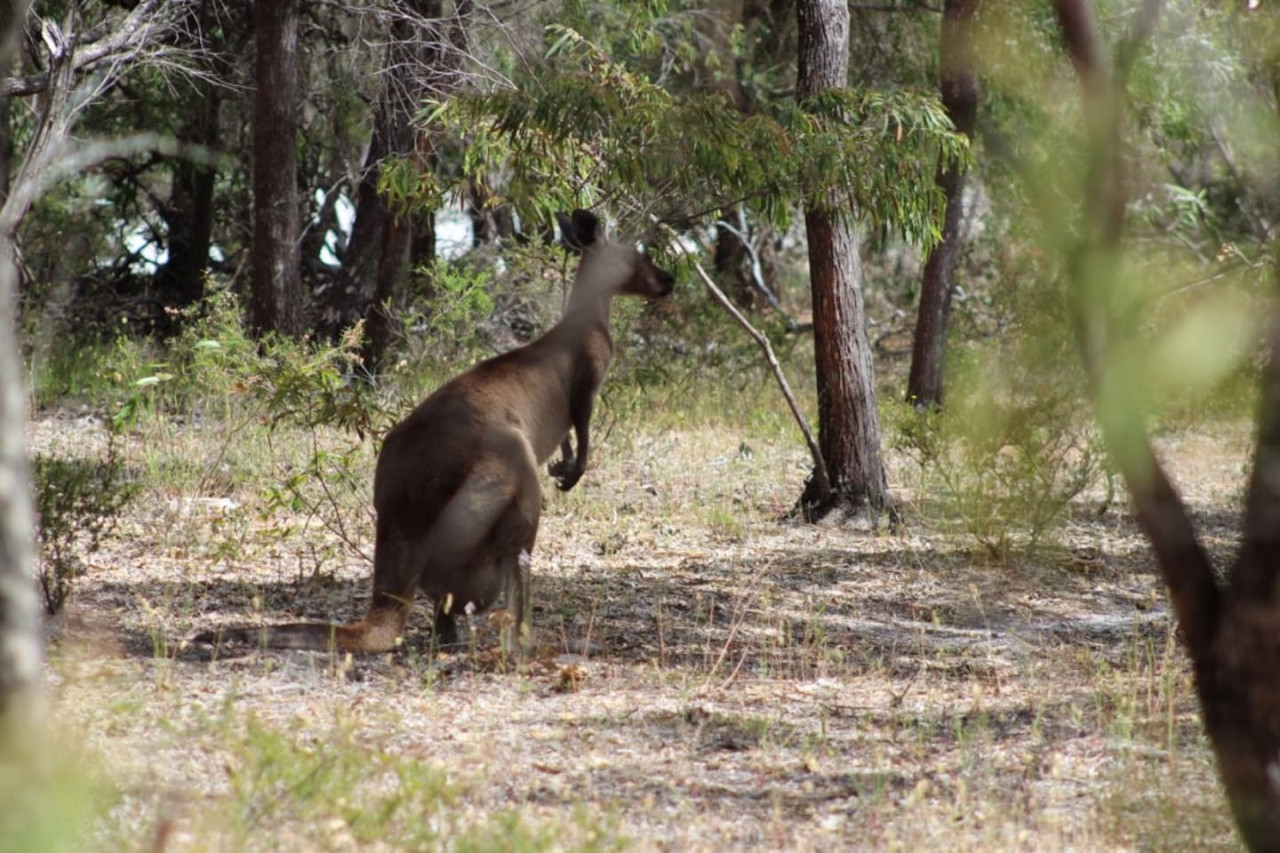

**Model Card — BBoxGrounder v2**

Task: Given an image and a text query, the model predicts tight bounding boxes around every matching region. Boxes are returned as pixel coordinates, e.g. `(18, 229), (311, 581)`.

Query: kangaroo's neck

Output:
(560, 265), (619, 334)
(564, 286), (613, 327)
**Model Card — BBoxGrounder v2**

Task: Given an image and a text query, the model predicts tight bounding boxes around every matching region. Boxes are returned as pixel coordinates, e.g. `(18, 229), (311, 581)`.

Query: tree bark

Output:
(155, 80), (221, 325)
(0, 0), (40, 725)
(794, 0), (893, 523)
(0, 89), (10, 204)
(153, 0), (226, 327)
(906, 0), (979, 410)
(713, 216), (756, 310)
(250, 0), (304, 338)
(316, 0), (466, 370)
(1053, 1), (1280, 847)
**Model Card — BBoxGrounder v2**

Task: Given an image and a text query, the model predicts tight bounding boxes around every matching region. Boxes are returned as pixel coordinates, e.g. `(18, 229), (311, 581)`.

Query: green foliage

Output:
(34, 432), (139, 615)
(107, 292), (395, 439)
(222, 715), (456, 847)
(212, 712), (622, 851)
(418, 24), (964, 239)
(0, 729), (107, 853)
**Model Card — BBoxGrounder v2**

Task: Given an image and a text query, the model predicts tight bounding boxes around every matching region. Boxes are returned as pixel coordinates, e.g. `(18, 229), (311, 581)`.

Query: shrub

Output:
(34, 431), (139, 614)
(894, 350), (1104, 563)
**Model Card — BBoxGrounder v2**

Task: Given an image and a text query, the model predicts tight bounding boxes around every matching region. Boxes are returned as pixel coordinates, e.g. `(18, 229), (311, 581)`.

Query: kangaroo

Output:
(195, 210), (674, 653)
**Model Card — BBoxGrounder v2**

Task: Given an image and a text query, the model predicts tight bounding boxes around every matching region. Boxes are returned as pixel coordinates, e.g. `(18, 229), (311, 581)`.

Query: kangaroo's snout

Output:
(645, 259), (675, 299)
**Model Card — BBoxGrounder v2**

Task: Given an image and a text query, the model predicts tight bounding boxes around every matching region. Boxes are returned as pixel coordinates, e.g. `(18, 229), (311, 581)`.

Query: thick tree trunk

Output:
(906, 0), (979, 410)
(1198, 597), (1280, 851)
(0, 0), (40, 724)
(1204, 254), (1280, 850)
(154, 76), (221, 325)
(794, 0), (893, 523)
(317, 0), (460, 370)
(250, 0), (304, 338)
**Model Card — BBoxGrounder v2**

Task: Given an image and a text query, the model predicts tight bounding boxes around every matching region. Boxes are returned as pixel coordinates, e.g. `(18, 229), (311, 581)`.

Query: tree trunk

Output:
(0, 90), (10, 204)
(794, 0), (893, 523)
(713, 216), (756, 310)
(154, 0), (225, 327)
(0, 234), (37, 725)
(316, 0), (462, 370)
(250, 0), (304, 338)
(0, 0), (40, 724)
(1052, 1), (1280, 847)
(154, 76), (221, 326)
(468, 176), (520, 248)
(906, 0), (979, 410)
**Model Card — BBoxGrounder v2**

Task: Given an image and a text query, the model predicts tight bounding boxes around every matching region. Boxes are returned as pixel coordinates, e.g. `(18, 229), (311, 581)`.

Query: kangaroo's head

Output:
(557, 210), (675, 303)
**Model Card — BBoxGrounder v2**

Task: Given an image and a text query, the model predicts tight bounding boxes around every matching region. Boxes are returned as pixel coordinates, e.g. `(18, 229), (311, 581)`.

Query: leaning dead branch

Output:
(662, 225), (831, 499)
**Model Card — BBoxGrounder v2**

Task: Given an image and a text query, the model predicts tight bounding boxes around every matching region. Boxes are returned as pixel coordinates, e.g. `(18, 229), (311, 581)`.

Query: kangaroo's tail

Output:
(191, 613), (404, 653)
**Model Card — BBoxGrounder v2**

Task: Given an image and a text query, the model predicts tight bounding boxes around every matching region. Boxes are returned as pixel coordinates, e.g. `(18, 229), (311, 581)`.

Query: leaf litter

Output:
(33, 412), (1248, 850)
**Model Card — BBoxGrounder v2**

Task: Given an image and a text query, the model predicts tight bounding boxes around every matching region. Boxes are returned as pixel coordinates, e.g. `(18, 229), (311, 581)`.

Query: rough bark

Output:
(794, 0), (893, 523)
(250, 0), (304, 338)
(0, 0), (40, 724)
(316, 0), (469, 370)
(1054, 1), (1280, 847)
(154, 78), (221, 324)
(906, 0), (979, 410)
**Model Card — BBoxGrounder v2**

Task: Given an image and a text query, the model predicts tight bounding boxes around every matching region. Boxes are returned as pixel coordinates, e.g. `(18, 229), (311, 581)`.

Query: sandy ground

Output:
(31, 411), (1248, 851)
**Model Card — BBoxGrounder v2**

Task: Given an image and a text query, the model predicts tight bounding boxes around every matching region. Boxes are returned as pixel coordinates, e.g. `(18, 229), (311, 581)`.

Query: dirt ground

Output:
(31, 411), (1248, 851)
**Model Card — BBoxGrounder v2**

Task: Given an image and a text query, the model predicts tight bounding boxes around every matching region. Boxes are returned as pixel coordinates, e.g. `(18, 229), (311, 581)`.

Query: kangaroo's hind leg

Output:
(491, 442), (542, 652)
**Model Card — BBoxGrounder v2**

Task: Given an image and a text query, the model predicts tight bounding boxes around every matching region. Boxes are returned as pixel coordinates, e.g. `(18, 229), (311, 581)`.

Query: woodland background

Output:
(0, 0), (1278, 850)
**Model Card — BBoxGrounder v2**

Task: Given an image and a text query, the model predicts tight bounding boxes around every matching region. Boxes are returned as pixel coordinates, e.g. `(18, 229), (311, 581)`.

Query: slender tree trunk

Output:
(250, 0), (304, 338)
(906, 0), (979, 410)
(1053, 1), (1280, 847)
(0, 0), (40, 724)
(0, 91), (10, 204)
(794, 0), (893, 523)
(468, 176), (520, 248)
(0, 232), (37, 726)
(713, 216), (756, 310)
(154, 0), (224, 326)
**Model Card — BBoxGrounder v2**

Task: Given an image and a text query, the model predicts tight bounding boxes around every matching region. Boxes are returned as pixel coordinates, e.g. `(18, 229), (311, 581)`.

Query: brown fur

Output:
(195, 210), (674, 653)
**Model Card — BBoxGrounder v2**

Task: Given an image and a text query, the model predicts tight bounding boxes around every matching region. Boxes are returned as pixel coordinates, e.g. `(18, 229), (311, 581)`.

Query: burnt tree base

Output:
(793, 475), (898, 529)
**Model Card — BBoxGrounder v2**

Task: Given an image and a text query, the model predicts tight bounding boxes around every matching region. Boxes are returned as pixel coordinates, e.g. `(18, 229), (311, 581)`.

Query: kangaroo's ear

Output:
(557, 209), (600, 253)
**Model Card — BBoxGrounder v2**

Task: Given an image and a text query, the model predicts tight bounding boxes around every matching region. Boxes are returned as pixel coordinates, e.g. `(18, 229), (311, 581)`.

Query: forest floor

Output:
(28, 408), (1246, 851)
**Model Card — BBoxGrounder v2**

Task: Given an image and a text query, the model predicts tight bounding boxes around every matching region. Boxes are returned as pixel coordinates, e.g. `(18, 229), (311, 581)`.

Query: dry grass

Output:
(24, 409), (1250, 851)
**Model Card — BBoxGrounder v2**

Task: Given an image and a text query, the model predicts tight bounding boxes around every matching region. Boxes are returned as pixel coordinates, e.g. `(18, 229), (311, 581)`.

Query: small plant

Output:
(34, 429), (139, 614)
(895, 355), (1104, 562)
